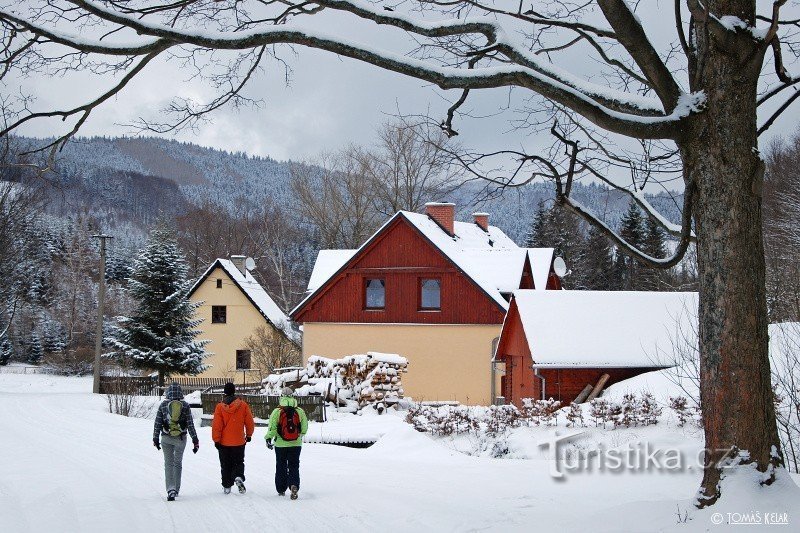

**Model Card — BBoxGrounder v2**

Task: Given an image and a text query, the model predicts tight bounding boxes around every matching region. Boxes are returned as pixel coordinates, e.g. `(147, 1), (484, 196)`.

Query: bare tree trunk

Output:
(684, 4), (782, 502)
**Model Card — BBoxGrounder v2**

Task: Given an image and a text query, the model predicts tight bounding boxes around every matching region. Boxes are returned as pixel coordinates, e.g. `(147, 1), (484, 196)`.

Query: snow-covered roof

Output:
(399, 211), (519, 307)
(511, 290), (698, 367)
(460, 249), (528, 294)
(292, 210), (557, 317)
(190, 259), (297, 342)
(307, 249), (357, 291)
(526, 248), (555, 290)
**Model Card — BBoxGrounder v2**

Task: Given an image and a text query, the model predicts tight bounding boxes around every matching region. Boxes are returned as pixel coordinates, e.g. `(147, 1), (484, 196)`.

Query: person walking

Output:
(265, 386), (308, 500)
(153, 383), (199, 502)
(211, 382), (255, 494)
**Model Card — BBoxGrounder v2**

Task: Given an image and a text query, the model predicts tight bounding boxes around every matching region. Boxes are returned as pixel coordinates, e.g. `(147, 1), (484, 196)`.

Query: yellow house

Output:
(188, 256), (298, 383)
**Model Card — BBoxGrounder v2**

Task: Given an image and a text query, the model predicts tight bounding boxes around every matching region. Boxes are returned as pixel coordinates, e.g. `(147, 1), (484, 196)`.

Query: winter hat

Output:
(281, 386), (294, 397)
(224, 382), (236, 396)
(165, 382), (184, 400)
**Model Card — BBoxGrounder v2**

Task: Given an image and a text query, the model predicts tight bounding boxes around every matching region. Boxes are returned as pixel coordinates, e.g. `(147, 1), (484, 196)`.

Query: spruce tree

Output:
(524, 201), (548, 248)
(0, 329), (12, 365)
(640, 216), (669, 290)
(41, 316), (67, 355)
(525, 202), (588, 289)
(615, 201), (646, 290)
(108, 226), (209, 383)
(582, 226), (614, 290)
(27, 333), (44, 364)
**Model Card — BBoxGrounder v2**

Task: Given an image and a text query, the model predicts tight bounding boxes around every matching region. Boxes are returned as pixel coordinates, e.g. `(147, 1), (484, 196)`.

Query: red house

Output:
(495, 290), (697, 406)
(291, 203), (562, 405)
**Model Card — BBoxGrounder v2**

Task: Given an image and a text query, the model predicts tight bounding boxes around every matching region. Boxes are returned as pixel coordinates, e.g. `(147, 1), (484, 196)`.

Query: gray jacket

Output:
(153, 383), (198, 442)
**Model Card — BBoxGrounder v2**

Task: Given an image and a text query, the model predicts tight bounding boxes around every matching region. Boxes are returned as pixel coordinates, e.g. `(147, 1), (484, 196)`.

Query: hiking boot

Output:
(223, 487), (231, 495)
(167, 490), (176, 502)
(290, 485), (298, 500)
(278, 491), (285, 496)
(235, 477), (246, 494)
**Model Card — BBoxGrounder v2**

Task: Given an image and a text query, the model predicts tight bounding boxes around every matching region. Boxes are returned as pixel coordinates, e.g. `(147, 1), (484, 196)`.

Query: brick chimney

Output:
(230, 255), (247, 276)
(472, 212), (489, 232)
(425, 202), (455, 236)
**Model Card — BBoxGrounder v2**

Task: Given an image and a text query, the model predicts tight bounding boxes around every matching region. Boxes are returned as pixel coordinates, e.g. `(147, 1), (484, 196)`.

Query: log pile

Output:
(262, 352), (408, 413)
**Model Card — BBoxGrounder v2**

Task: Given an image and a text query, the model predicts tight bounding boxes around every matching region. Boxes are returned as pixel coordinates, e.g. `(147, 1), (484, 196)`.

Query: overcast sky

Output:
(12, 3), (800, 177)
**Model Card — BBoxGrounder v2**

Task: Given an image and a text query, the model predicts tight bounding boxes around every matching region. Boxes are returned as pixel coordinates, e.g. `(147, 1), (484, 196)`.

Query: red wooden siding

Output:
(545, 272), (562, 290)
(538, 367), (656, 404)
(519, 255), (534, 289)
(294, 218), (506, 324)
(495, 300), (540, 406)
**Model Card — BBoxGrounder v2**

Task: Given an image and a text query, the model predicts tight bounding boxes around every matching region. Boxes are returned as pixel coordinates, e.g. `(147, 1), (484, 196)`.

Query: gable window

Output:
(211, 305), (227, 324)
(365, 279), (385, 309)
(216, 279), (223, 289)
(420, 279), (441, 310)
(236, 349), (251, 370)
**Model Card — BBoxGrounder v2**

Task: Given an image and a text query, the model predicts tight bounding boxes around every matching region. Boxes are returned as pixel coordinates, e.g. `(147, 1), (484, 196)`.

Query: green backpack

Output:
(165, 400), (184, 437)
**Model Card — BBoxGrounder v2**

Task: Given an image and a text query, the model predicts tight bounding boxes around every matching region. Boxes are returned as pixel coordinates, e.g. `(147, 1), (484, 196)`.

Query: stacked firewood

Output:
(263, 352), (408, 413)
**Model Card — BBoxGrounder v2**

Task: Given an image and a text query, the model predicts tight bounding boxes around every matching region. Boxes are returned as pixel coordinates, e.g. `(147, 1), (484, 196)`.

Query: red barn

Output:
(495, 290), (697, 406)
(291, 203), (562, 404)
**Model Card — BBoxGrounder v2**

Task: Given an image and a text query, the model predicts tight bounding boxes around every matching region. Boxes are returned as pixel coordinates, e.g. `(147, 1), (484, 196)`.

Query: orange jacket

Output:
(212, 397), (255, 447)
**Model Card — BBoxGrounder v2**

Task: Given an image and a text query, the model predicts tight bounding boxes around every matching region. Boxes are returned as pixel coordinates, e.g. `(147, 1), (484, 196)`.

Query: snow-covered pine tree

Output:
(524, 201), (548, 248)
(107, 225), (209, 383)
(26, 332), (44, 364)
(614, 202), (646, 290)
(0, 328), (12, 365)
(41, 315), (67, 355)
(582, 225), (615, 290)
(640, 216), (670, 291)
(525, 202), (588, 289)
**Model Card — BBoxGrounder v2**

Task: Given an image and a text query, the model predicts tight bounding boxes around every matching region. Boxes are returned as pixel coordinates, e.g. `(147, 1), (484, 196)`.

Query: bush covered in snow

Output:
(587, 392), (664, 429)
(406, 398), (566, 437)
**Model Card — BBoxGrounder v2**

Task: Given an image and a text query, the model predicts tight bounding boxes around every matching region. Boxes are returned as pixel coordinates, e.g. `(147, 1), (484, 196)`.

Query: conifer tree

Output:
(640, 216), (669, 291)
(27, 332), (43, 364)
(524, 201), (548, 248)
(614, 202), (646, 290)
(108, 225), (209, 383)
(582, 226), (614, 290)
(0, 329), (12, 365)
(525, 202), (588, 288)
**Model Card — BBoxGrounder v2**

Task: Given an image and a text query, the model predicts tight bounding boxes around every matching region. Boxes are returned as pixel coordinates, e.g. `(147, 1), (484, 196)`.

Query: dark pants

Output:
(217, 445), (246, 488)
(274, 446), (301, 493)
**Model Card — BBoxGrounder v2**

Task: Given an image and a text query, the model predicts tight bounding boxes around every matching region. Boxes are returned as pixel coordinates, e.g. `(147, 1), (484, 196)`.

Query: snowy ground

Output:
(1, 374), (798, 532)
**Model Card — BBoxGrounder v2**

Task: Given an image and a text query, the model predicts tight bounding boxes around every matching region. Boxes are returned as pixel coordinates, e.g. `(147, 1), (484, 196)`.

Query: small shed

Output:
(494, 290), (698, 406)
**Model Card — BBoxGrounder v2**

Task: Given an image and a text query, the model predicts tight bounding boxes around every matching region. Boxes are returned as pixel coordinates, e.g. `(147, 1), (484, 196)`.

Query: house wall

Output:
(302, 322), (501, 405)
(294, 219), (507, 325)
(495, 301), (540, 407)
(189, 266), (277, 383)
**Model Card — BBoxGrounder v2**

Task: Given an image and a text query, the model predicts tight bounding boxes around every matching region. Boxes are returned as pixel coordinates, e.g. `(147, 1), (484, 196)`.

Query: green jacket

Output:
(265, 396), (308, 447)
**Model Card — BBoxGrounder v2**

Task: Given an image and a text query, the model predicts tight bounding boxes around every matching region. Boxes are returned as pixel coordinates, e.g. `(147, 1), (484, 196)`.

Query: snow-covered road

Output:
(1, 374), (798, 532)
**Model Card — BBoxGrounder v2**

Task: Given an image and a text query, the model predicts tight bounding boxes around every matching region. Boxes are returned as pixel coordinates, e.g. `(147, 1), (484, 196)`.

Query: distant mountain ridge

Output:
(12, 135), (683, 244)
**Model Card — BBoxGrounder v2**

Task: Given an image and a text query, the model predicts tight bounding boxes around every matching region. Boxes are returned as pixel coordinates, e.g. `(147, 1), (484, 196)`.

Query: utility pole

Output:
(92, 234), (113, 394)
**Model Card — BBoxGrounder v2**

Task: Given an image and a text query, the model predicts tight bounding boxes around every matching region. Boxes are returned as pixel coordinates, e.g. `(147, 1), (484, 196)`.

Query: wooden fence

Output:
(98, 376), (262, 397)
(201, 393), (326, 423)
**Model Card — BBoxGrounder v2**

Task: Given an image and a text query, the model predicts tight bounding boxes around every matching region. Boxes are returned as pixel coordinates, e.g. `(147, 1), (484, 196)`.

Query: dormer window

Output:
(365, 279), (385, 309)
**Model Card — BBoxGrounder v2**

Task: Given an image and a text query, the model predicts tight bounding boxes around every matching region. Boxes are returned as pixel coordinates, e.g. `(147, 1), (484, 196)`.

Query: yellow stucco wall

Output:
(301, 322), (501, 405)
(190, 266), (274, 383)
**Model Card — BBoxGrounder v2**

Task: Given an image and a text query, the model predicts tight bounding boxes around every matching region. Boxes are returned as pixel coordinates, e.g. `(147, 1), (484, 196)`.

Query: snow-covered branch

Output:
(0, 0), (695, 144)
